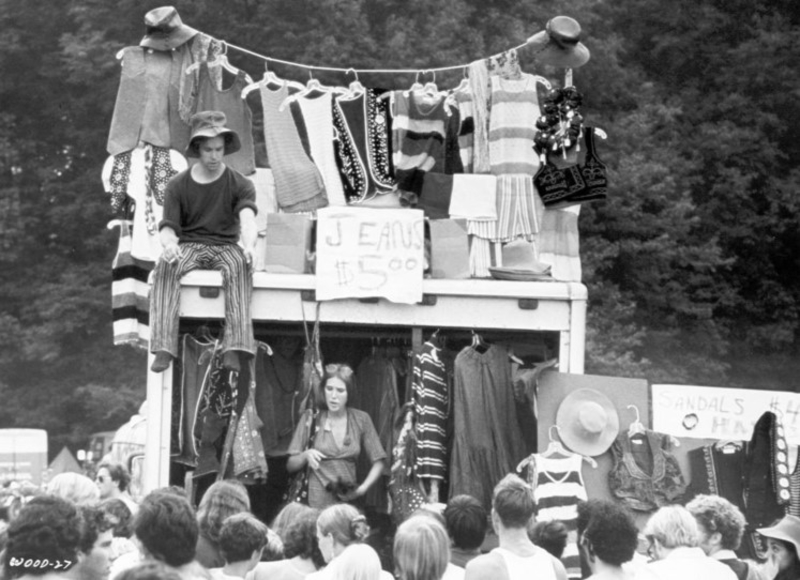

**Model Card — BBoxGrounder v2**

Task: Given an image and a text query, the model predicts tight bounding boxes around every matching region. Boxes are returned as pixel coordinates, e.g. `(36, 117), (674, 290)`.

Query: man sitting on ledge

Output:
(150, 110), (257, 373)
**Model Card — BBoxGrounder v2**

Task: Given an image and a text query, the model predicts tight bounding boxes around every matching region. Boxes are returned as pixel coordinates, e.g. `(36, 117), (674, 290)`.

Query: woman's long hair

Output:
(196, 480), (251, 543)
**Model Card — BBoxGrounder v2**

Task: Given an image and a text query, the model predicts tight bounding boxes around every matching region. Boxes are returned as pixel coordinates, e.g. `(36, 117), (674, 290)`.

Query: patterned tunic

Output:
(412, 341), (449, 480)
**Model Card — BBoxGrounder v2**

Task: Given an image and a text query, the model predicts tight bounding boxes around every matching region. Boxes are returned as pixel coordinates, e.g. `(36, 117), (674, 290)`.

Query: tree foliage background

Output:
(1, 0), (798, 455)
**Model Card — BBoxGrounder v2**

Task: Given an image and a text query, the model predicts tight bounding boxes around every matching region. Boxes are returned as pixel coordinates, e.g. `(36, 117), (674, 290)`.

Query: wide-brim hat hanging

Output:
(186, 111), (242, 158)
(489, 240), (552, 281)
(527, 16), (591, 69)
(556, 388), (619, 456)
(140, 6), (198, 51)
(757, 515), (800, 557)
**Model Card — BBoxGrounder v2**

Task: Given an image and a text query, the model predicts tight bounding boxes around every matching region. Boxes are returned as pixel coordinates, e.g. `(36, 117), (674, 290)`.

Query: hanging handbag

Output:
(283, 409), (320, 504)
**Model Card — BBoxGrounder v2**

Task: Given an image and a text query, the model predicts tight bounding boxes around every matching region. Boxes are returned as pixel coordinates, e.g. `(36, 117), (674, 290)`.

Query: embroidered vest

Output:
(534, 127), (608, 207)
(608, 429), (687, 511)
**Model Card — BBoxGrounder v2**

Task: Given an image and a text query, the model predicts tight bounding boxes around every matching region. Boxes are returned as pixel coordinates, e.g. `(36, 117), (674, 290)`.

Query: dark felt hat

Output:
(527, 16), (591, 69)
(140, 6), (198, 51)
(186, 111), (241, 158)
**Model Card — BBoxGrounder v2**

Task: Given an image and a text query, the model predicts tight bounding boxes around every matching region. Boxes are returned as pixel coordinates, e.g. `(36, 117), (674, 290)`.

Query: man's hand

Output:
(243, 247), (255, 267)
(163, 242), (183, 264)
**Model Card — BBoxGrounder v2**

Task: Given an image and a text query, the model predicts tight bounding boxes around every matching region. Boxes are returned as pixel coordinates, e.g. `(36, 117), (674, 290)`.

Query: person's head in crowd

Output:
(757, 515), (800, 580)
(4, 495), (83, 579)
(576, 499), (638, 572)
(46, 472), (101, 506)
(96, 463), (132, 500)
(529, 520), (569, 559)
(316, 504), (369, 563)
(686, 494), (747, 555)
(317, 364), (356, 411)
(642, 505), (699, 561)
(271, 502), (310, 544)
(261, 527), (285, 562)
(218, 513), (268, 573)
(134, 490), (198, 568)
(491, 474), (535, 532)
(444, 495), (487, 554)
(197, 480), (251, 545)
(113, 560), (183, 580)
(281, 505), (324, 568)
(329, 543), (384, 580)
(393, 515), (450, 580)
(99, 498), (134, 539)
(75, 505), (115, 580)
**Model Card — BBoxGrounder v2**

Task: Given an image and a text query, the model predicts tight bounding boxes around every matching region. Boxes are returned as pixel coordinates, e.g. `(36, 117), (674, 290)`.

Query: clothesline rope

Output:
(220, 37), (535, 76)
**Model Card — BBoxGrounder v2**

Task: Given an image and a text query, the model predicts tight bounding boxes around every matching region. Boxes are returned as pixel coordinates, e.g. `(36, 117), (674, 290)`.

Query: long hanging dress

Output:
(412, 341), (449, 482)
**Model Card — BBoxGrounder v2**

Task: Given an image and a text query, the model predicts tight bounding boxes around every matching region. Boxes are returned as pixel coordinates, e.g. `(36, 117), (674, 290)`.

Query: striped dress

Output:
(488, 73), (544, 243)
(412, 341), (449, 480)
(527, 453), (587, 580)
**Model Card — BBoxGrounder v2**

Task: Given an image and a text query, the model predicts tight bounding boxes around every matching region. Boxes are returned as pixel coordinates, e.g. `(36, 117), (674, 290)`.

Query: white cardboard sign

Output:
(651, 384), (800, 444)
(315, 207), (425, 304)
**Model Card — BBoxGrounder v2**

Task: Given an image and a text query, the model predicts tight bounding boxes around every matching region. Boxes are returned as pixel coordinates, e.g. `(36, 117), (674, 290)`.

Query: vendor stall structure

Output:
(143, 274), (588, 494)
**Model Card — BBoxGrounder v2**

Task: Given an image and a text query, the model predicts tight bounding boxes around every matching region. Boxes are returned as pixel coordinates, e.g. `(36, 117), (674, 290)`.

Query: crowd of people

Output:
(2, 461), (800, 580)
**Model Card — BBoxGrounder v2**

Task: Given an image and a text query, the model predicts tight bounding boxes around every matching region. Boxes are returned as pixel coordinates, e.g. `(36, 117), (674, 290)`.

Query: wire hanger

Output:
(241, 61), (305, 99)
(342, 68), (365, 99)
(543, 425), (598, 467)
(627, 405), (645, 438)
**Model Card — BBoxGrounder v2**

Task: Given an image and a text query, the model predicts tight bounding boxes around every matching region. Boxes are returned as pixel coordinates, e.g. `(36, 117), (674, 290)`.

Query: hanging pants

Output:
(150, 242), (256, 357)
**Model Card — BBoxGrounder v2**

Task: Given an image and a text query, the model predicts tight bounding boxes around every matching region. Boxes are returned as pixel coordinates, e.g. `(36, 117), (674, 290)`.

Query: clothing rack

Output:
(220, 37), (537, 77)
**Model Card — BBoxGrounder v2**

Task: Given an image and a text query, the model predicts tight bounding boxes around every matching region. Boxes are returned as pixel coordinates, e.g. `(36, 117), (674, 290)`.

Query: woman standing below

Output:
(287, 364), (387, 509)
(758, 515), (800, 580)
(309, 504), (391, 580)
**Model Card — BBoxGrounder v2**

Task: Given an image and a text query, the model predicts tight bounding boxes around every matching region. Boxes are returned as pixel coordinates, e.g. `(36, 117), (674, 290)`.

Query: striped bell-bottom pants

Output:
(149, 242), (255, 357)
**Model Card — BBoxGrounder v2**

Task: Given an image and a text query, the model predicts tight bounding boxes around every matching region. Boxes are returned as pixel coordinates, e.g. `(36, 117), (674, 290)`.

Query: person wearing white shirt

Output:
(637, 505), (737, 580)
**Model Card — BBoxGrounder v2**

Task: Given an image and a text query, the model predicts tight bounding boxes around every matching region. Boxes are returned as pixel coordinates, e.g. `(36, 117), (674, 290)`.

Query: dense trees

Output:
(0, 0), (797, 453)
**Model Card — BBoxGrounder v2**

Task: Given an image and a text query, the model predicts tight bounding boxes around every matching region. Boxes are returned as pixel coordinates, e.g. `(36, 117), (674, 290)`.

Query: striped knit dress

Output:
(527, 453), (587, 580)
(488, 73), (544, 243)
(412, 341), (449, 481)
(260, 82), (328, 212)
(391, 92), (450, 204)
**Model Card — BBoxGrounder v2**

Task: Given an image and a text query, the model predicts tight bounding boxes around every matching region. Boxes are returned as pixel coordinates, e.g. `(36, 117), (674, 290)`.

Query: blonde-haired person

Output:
(327, 544), (386, 580)
(196, 480), (252, 568)
(46, 472), (101, 505)
(307, 504), (391, 580)
(394, 514), (451, 580)
(287, 364), (387, 509)
(638, 505), (737, 580)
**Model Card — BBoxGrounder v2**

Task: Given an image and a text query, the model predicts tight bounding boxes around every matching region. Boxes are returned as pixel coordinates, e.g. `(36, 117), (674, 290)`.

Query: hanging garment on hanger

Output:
(534, 127), (609, 208)
(294, 92), (347, 206)
(740, 411), (792, 561)
(195, 63), (256, 176)
(254, 338), (302, 457)
(175, 335), (218, 466)
(450, 343), (527, 509)
(354, 348), (401, 513)
(412, 341), (449, 482)
(231, 359), (268, 480)
(107, 45), (192, 155)
(482, 73), (544, 244)
(260, 82), (328, 213)
(453, 90), (475, 173)
(332, 88), (396, 203)
(179, 34), (225, 123)
(109, 220), (151, 349)
(607, 429), (687, 512)
(538, 205), (582, 282)
(102, 145), (188, 263)
(391, 91), (460, 205)
(520, 453), (588, 580)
